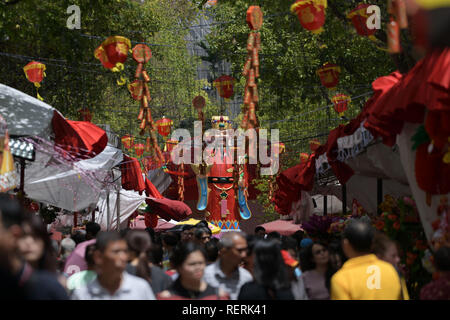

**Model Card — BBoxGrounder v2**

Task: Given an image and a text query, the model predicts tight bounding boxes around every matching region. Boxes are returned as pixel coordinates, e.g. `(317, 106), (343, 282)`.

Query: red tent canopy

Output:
(52, 111), (108, 159)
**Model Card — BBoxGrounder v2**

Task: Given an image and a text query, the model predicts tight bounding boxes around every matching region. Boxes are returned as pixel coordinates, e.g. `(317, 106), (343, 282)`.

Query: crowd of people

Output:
(1, 194), (449, 300)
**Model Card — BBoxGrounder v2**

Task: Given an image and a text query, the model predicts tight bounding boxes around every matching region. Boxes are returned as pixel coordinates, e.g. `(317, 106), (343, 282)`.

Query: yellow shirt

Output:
(331, 254), (402, 300)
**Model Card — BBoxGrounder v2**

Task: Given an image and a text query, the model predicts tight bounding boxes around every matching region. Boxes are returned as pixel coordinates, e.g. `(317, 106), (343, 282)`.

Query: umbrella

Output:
(129, 215), (176, 232)
(258, 219), (304, 236)
(175, 218), (222, 235)
(63, 239), (96, 276)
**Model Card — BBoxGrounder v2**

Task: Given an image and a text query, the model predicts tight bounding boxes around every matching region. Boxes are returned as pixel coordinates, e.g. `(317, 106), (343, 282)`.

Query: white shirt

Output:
(71, 272), (156, 300)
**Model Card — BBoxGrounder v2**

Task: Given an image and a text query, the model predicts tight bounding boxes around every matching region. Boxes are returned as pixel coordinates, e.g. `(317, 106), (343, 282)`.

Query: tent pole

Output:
(377, 178), (383, 215)
(116, 188), (121, 231)
(106, 190), (110, 231)
(324, 195), (327, 216)
(342, 184), (347, 215)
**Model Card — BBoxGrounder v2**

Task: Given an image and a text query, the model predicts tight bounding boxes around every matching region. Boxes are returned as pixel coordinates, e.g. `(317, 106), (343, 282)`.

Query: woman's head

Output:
(372, 232), (400, 268)
(300, 242), (330, 271)
(253, 239), (290, 290)
(17, 214), (57, 272)
(125, 230), (152, 282)
(170, 242), (207, 282)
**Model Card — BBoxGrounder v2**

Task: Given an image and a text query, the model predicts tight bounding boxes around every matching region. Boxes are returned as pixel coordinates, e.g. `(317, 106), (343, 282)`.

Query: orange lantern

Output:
(300, 152), (310, 164)
(78, 109), (92, 122)
(134, 143), (144, 158)
(347, 3), (377, 39)
(317, 62), (341, 89)
(213, 75), (237, 100)
(121, 135), (134, 149)
(309, 139), (321, 152)
(331, 94), (351, 116)
(94, 36), (131, 71)
(156, 117), (173, 137)
(23, 61), (46, 101)
(290, 0), (328, 34)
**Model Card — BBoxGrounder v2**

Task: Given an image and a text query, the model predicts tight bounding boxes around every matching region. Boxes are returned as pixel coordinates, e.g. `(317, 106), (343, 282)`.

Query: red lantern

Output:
(156, 117), (173, 137)
(331, 94), (351, 116)
(23, 61), (46, 101)
(121, 135), (134, 149)
(144, 212), (158, 228)
(317, 62), (341, 89)
(347, 3), (377, 39)
(94, 36), (131, 71)
(290, 0), (327, 34)
(246, 5), (264, 30)
(134, 143), (144, 158)
(309, 139), (321, 152)
(78, 109), (92, 122)
(213, 75), (237, 100)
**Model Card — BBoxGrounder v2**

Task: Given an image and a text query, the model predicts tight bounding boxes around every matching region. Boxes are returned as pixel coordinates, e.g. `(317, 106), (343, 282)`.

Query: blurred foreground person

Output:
(125, 230), (172, 294)
(420, 246), (450, 300)
(331, 220), (402, 300)
(281, 250), (308, 300)
(66, 244), (97, 292)
(71, 231), (155, 300)
(238, 240), (294, 300)
(158, 242), (228, 300)
(0, 194), (68, 300)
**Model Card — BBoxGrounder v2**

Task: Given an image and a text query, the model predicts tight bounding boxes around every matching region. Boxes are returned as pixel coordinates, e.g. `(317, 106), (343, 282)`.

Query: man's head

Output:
(85, 222), (101, 240)
(254, 226), (266, 238)
(342, 219), (375, 259)
(94, 231), (128, 276)
(194, 227), (211, 245)
(434, 246), (450, 272)
(0, 194), (26, 258)
(218, 232), (248, 269)
(180, 225), (194, 242)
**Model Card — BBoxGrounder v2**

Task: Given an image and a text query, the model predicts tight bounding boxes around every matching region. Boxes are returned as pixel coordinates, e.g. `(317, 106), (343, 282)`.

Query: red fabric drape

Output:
(121, 155), (146, 193)
(52, 111), (107, 159)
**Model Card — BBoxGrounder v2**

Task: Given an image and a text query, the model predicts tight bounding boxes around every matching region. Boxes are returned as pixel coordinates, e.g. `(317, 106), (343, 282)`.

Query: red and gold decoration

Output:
(290, 0), (328, 34)
(331, 93), (351, 117)
(241, 5), (263, 130)
(121, 135), (134, 149)
(213, 75), (237, 100)
(23, 61), (46, 101)
(78, 108), (92, 122)
(387, 0), (409, 53)
(347, 3), (377, 40)
(300, 152), (310, 164)
(317, 62), (341, 90)
(94, 36), (131, 71)
(309, 139), (321, 152)
(156, 117), (173, 138)
(134, 143), (144, 158)
(193, 95), (206, 124)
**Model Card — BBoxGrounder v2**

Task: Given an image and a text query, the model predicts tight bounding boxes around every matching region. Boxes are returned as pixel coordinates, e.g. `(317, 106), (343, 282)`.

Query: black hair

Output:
(252, 239), (290, 291)
(85, 222), (101, 237)
(161, 231), (179, 247)
(125, 230), (152, 283)
(204, 240), (219, 263)
(148, 243), (163, 267)
(0, 194), (26, 228)
(145, 227), (156, 243)
(246, 234), (258, 256)
(300, 242), (336, 291)
(119, 228), (131, 239)
(343, 219), (374, 253)
(254, 226), (266, 234)
(71, 231), (86, 245)
(195, 220), (209, 229)
(434, 246), (450, 271)
(281, 236), (299, 257)
(181, 225), (195, 232)
(95, 231), (123, 252)
(194, 227), (211, 240)
(371, 232), (397, 258)
(266, 231), (282, 241)
(170, 242), (206, 269)
(84, 244), (96, 267)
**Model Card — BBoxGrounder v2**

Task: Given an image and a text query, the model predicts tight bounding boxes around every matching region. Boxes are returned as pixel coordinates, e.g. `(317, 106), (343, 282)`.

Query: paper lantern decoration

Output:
(300, 152), (310, 164)
(23, 61), (46, 101)
(213, 75), (236, 100)
(290, 0), (328, 34)
(309, 139), (321, 152)
(0, 115), (18, 192)
(132, 44), (152, 80)
(272, 142), (286, 155)
(134, 143), (145, 158)
(347, 3), (377, 39)
(94, 36), (131, 71)
(317, 62), (341, 89)
(387, 17), (401, 53)
(128, 80), (144, 101)
(331, 94), (351, 116)
(78, 109), (92, 122)
(121, 135), (134, 149)
(156, 117), (173, 137)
